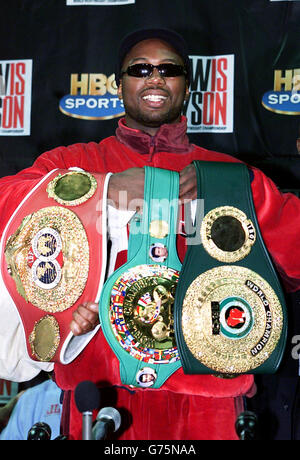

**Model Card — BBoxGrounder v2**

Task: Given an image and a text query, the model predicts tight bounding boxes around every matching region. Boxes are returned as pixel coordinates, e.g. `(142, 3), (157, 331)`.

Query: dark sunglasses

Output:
(121, 63), (187, 79)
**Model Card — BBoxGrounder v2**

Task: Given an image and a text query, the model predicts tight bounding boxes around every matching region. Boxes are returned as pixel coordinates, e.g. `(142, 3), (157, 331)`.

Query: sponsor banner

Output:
(262, 69), (300, 115)
(59, 72), (125, 120)
(0, 379), (18, 404)
(185, 55), (234, 133)
(0, 60), (32, 136)
(67, 0), (135, 5)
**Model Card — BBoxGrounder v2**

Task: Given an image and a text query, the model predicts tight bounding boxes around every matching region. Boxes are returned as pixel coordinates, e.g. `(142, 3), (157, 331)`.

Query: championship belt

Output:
(99, 166), (181, 388)
(0, 169), (109, 364)
(174, 161), (287, 375)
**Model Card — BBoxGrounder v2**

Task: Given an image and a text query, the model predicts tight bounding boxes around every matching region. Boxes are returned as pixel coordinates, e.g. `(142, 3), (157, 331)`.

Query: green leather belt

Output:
(99, 166), (182, 388)
(174, 161), (287, 375)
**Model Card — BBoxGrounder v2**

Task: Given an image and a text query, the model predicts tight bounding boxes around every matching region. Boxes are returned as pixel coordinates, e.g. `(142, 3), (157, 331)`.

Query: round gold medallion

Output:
(182, 266), (283, 374)
(29, 315), (60, 361)
(200, 206), (256, 262)
(47, 171), (97, 206)
(149, 220), (169, 239)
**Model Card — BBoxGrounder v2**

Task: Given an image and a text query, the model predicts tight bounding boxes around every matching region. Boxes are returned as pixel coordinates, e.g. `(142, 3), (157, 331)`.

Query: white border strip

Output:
(60, 173), (112, 364)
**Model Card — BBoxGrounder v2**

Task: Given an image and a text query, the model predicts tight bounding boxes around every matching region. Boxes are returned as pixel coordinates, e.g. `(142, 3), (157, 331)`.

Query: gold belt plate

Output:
(182, 266), (283, 373)
(109, 264), (180, 364)
(5, 206), (89, 313)
(200, 206), (256, 262)
(29, 315), (60, 361)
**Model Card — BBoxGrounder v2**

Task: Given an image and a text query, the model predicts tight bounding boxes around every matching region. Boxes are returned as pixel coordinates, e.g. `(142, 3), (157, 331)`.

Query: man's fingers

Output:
(179, 164), (197, 201)
(108, 168), (145, 210)
(70, 302), (99, 336)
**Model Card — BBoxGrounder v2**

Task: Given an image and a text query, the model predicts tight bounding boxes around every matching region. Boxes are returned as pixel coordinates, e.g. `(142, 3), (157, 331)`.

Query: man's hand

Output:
(108, 168), (145, 210)
(107, 164), (197, 210)
(70, 302), (99, 336)
(179, 163), (197, 202)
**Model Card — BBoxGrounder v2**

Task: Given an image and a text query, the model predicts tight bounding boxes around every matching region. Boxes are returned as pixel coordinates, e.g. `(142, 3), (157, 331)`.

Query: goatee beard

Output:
(127, 107), (182, 128)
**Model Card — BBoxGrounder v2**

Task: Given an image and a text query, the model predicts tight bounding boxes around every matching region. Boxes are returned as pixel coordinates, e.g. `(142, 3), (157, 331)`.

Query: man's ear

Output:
(117, 81), (123, 100)
(184, 84), (190, 101)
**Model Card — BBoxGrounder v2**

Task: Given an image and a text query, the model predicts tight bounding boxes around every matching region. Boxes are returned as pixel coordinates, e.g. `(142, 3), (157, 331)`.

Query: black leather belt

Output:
(174, 161), (287, 375)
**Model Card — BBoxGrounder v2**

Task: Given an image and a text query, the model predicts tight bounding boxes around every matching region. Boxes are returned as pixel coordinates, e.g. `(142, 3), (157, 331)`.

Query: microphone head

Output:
(235, 411), (257, 440)
(74, 380), (100, 413)
(97, 407), (121, 432)
(27, 422), (52, 440)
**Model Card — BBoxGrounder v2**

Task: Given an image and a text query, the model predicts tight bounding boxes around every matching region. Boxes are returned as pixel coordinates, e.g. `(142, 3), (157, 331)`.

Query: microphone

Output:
(27, 422), (52, 440)
(92, 407), (121, 440)
(74, 380), (100, 440)
(235, 411), (258, 440)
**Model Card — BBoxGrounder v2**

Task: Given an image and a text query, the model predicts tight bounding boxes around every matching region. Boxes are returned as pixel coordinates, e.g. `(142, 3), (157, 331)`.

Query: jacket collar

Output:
(115, 116), (193, 155)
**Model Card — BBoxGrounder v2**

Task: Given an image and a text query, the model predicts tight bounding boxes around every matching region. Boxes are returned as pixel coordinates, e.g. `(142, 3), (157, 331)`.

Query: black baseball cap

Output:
(115, 28), (191, 86)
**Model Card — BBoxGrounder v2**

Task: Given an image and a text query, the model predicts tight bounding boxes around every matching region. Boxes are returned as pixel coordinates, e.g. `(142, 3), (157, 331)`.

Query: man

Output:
(1, 28), (300, 440)
(0, 378), (62, 440)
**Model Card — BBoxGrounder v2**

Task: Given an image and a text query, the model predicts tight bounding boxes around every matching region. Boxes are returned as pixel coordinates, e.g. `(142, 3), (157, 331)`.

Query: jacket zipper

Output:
(149, 136), (155, 161)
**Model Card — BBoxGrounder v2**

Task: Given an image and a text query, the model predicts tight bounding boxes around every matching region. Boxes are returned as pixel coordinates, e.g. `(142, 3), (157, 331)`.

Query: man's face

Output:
(154, 246), (168, 257)
(117, 38), (189, 134)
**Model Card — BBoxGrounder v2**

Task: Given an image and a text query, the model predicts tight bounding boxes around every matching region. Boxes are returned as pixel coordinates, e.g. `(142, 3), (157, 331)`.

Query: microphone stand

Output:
(82, 410), (93, 440)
